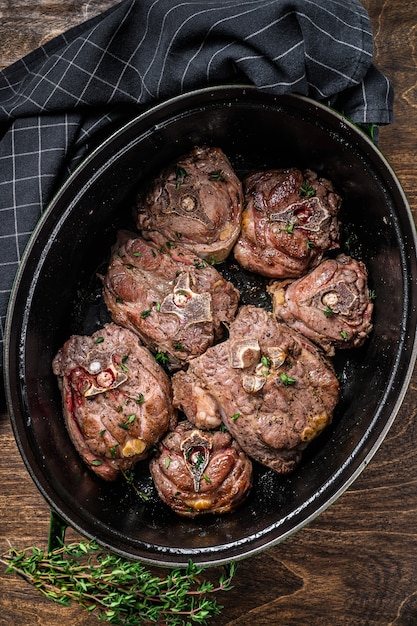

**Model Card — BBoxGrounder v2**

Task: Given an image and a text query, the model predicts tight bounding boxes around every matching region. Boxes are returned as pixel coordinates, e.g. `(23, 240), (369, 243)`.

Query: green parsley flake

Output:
(280, 373), (295, 386)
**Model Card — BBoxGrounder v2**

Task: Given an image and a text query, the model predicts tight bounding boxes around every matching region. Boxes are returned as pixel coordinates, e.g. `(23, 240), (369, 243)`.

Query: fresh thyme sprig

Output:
(1, 540), (236, 625)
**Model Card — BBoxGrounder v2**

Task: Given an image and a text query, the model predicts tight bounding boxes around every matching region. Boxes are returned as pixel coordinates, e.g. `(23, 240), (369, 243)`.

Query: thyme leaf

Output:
(300, 182), (316, 198)
(175, 166), (187, 189)
(340, 330), (349, 342)
(208, 170), (226, 182)
(280, 373), (296, 386)
(155, 351), (170, 365)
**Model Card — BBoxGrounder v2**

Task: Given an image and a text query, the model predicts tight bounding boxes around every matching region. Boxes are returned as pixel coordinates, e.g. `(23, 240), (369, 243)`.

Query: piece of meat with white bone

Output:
(268, 254), (374, 356)
(233, 168), (341, 278)
(172, 305), (339, 474)
(135, 146), (243, 263)
(52, 323), (176, 481)
(149, 420), (252, 517)
(102, 230), (240, 369)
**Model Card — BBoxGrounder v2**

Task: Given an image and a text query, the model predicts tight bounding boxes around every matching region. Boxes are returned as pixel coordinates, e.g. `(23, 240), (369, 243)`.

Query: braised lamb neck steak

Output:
(268, 254), (374, 355)
(52, 323), (176, 481)
(102, 230), (240, 369)
(233, 168), (341, 278)
(172, 305), (339, 474)
(149, 420), (252, 517)
(135, 145), (243, 263)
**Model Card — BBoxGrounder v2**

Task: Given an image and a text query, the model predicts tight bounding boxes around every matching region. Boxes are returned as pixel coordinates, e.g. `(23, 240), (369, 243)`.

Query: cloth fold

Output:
(0, 0), (394, 375)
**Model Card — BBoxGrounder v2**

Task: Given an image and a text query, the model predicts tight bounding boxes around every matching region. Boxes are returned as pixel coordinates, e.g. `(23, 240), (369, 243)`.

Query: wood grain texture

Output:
(1, 1), (417, 625)
(0, 0), (118, 70)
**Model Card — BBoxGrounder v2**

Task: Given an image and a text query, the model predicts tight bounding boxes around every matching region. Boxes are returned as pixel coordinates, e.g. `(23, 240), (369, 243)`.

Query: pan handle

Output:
(47, 509), (68, 553)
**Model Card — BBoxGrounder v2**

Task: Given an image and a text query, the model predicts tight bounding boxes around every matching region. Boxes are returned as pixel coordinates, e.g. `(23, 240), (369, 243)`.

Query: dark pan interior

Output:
(5, 86), (417, 566)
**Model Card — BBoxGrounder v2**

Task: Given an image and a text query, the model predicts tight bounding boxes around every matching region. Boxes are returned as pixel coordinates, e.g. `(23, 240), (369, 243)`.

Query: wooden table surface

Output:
(1, 1), (417, 624)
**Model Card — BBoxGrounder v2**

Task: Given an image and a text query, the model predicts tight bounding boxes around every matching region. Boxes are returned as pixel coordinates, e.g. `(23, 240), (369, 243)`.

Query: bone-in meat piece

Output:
(135, 146), (243, 263)
(172, 305), (339, 474)
(268, 254), (374, 355)
(233, 168), (341, 278)
(102, 230), (240, 368)
(149, 420), (252, 517)
(52, 323), (176, 480)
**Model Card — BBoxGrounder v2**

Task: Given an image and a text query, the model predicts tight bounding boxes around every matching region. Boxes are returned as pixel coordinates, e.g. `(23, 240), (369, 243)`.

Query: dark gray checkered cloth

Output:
(0, 0), (393, 381)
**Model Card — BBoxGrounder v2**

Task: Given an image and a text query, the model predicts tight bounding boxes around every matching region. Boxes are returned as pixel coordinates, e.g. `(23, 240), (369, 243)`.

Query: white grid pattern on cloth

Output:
(0, 0), (394, 375)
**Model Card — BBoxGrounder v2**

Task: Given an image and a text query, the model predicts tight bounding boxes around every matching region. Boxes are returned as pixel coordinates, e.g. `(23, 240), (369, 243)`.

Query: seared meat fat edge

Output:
(149, 421), (253, 517)
(135, 145), (243, 263)
(172, 305), (339, 475)
(102, 230), (239, 368)
(52, 323), (177, 481)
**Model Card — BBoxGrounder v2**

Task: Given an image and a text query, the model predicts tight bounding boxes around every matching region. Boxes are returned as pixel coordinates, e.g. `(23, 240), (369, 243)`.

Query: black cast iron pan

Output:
(5, 86), (417, 566)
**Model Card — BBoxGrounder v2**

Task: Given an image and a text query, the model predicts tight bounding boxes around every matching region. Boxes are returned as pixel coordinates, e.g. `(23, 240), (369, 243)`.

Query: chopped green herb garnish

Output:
(110, 444), (119, 458)
(165, 456), (171, 469)
(341, 330), (349, 341)
(194, 259), (208, 269)
(141, 309), (151, 318)
(120, 355), (129, 372)
(300, 182), (316, 198)
(155, 352), (170, 365)
(231, 413), (241, 421)
(94, 336), (104, 344)
(280, 373), (296, 386)
(324, 305), (334, 317)
(136, 393), (145, 404)
(208, 170), (226, 182)
(175, 166), (187, 189)
(91, 459), (103, 466)
(189, 450), (204, 470)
